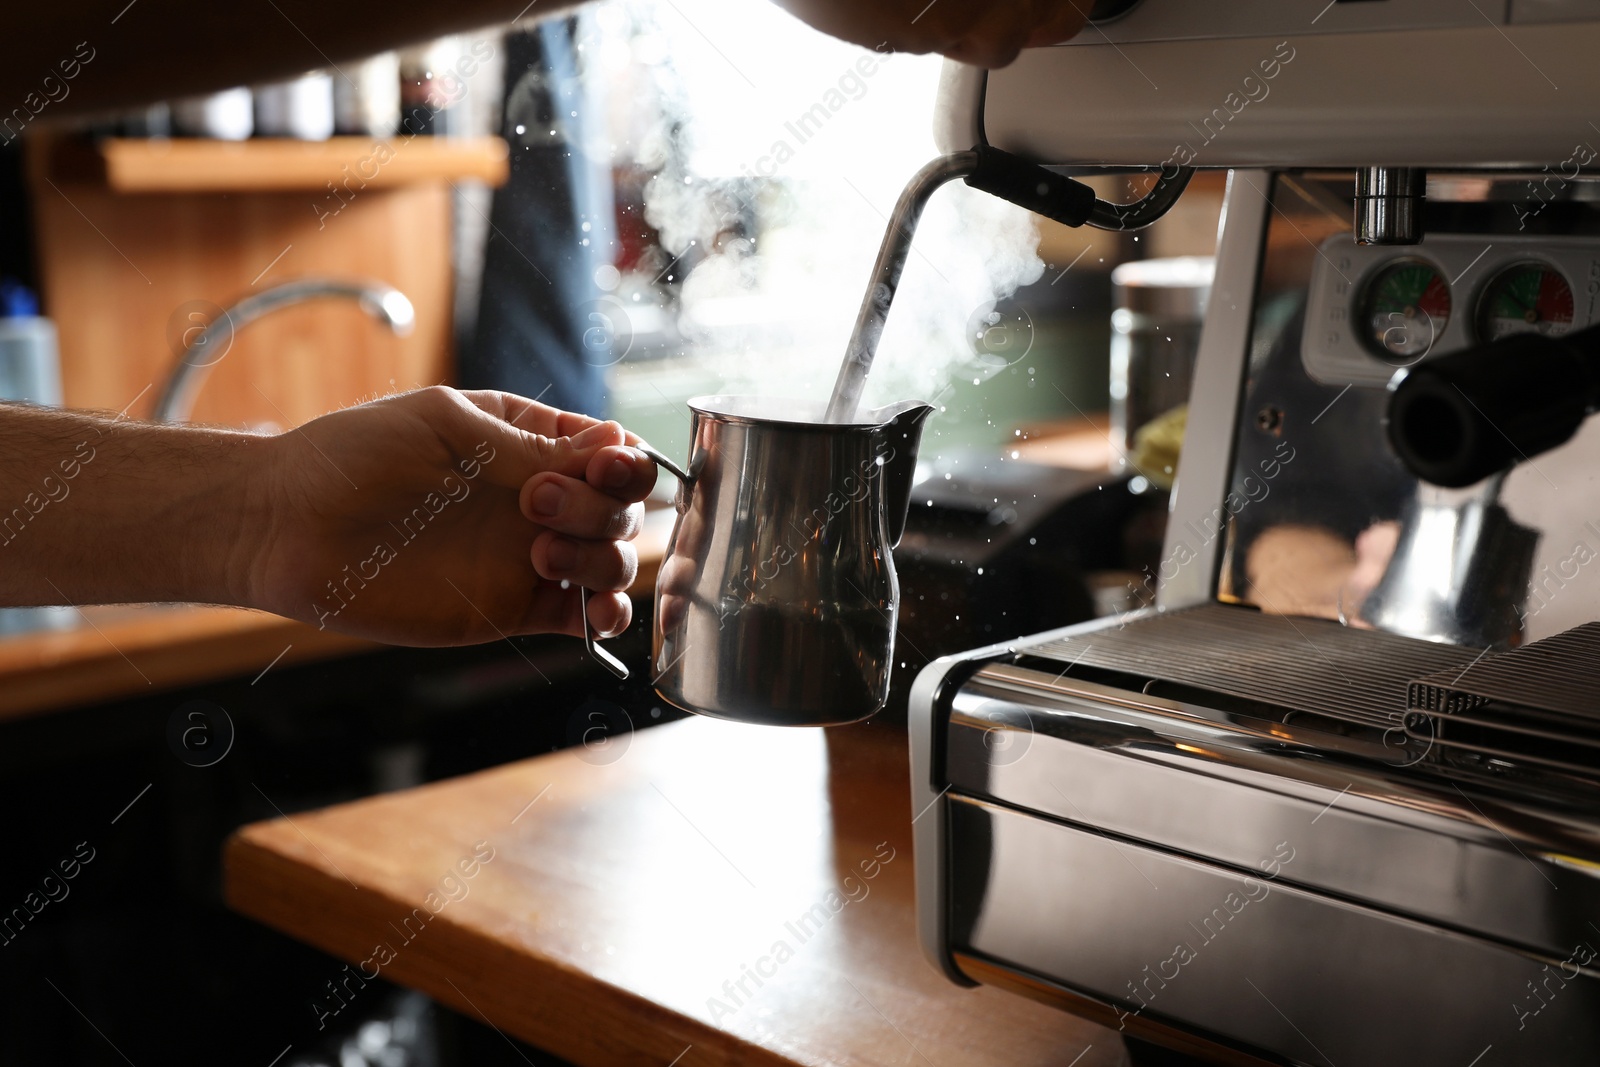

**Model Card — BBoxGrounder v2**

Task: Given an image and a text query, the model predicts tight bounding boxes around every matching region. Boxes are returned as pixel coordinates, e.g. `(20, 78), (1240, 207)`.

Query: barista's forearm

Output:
(5, 1), (587, 119)
(0, 404), (266, 610)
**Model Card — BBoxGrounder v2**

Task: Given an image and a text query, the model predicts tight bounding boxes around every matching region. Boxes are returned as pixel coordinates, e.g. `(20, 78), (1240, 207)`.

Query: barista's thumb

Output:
(532, 420), (628, 477)
(477, 418), (627, 491)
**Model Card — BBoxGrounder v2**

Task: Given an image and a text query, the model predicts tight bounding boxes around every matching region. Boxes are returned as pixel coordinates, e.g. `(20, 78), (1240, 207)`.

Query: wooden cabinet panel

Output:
(24, 137), (508, 429)
(32, 180), (453, 427)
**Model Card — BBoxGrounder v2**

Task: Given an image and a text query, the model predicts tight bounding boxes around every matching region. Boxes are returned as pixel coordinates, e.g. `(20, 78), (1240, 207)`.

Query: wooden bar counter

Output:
(225, 717), (1126, 1066)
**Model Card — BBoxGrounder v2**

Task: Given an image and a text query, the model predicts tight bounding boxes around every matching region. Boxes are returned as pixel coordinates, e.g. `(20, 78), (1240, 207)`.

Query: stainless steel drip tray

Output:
(946, 796), (1600, 1067)
(939, 609), (1600, 963)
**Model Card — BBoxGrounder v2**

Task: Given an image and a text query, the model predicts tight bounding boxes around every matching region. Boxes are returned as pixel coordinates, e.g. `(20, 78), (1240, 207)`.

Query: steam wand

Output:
(823, 146), (1194, 423)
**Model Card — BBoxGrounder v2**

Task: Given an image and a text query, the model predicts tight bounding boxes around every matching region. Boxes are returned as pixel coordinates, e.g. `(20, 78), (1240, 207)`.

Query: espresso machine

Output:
(910, 3), (1600, 1064)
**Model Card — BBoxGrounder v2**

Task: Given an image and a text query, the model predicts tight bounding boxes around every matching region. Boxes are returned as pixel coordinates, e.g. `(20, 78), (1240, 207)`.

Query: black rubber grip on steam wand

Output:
(963, 145), (1098, 228)
(1388, 321), (1600, 487)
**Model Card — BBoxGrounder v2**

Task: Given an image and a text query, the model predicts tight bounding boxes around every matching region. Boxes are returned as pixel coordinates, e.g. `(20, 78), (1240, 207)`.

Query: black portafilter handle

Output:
(1387, 322), (1600, 488)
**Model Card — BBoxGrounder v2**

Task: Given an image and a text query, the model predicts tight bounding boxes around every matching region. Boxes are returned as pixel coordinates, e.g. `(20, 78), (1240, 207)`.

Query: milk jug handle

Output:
(638, 443), (694, 488)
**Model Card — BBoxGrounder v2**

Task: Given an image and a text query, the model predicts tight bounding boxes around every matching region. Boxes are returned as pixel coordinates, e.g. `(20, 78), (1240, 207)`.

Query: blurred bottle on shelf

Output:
(254, 71), (335, 140)
(117, 103), (172, 138)
(0, 281), (72, 636)
(171, 87), (253, 140)
(399, 38), (463, 137)
(1109, 255), (1213, 482)
(0, 282), (60, 408)
(334, 52), (401, 137)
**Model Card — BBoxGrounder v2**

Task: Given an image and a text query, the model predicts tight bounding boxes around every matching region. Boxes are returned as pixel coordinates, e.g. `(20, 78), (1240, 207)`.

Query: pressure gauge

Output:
(1360, 259), (1452, 363)
(1476, 262), (1574, 342)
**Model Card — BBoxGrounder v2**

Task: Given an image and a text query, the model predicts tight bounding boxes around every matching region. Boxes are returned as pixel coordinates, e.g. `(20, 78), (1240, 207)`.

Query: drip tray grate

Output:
(1406, 622), (1600, 775)
(1409, 621), (1600, 721)
(1025, 603), (1482, 731)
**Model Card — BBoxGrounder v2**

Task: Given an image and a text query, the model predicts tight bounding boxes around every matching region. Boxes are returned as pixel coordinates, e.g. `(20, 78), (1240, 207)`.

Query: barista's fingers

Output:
(656, 553), (699, 599)
(521, 473), (644, 541)
(945, 22), (1032, 68)
(936, 1), (1084, 66)
(522, 582), (631, 640)
(572, 588), (632, 640)
(655, 556), (698, 634)
(585, 444), (659, 503)
(657, 591), (688, 635)
(1025, 5), (1091, 47)
(530, 530), (639, 593)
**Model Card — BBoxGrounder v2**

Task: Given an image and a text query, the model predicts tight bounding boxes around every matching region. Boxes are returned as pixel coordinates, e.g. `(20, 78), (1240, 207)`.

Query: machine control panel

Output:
(1066, 0), (1599, 44)
(1512, 0), (1600, 24)
(953, 0), (1600, 169)
(1302, 233), (1600, 387)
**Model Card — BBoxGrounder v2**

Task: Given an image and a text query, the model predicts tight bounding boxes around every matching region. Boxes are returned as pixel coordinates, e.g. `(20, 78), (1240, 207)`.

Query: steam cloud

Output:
(618, 0), (1045, 415)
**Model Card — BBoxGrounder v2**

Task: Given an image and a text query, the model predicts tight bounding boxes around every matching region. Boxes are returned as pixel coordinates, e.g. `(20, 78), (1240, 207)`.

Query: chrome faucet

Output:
(152, 278), (415, 423)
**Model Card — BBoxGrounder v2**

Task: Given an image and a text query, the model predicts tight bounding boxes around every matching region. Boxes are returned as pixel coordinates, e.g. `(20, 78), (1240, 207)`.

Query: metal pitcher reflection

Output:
(648, 395), (933, 727)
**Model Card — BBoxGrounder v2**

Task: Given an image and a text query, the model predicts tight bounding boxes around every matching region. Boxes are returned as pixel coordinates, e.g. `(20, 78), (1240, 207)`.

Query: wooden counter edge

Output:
(223, 822), (800, 1067)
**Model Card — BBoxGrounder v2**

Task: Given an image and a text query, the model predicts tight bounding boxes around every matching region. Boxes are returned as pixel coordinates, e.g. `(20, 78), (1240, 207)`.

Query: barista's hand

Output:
(772, 0), (1089, 67)
(246, 386), (656, 646)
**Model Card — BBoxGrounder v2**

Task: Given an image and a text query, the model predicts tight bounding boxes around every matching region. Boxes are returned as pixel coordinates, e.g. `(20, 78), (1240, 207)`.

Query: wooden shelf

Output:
(49, 135), (510, 193)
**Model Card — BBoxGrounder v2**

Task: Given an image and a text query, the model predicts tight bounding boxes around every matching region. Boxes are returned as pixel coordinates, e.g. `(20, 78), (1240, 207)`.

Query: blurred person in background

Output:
(466, 14), (618, 417)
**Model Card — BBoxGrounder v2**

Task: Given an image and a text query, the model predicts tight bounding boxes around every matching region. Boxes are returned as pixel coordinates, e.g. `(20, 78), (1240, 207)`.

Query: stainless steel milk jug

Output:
(649, 395), (933, 726)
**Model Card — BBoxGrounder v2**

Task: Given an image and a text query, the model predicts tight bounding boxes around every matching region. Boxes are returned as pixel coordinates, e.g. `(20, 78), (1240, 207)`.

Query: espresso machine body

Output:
(914, 5), (1600, 1064)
